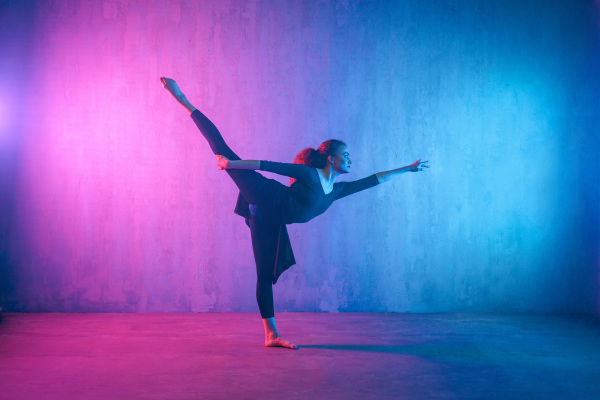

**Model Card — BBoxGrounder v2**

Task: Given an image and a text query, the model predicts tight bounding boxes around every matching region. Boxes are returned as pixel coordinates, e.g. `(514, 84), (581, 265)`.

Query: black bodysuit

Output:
(190, 109), (379, 318)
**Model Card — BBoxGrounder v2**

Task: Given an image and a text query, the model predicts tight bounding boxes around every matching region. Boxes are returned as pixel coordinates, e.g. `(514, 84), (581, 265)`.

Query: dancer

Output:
(160, 77), (429, 349)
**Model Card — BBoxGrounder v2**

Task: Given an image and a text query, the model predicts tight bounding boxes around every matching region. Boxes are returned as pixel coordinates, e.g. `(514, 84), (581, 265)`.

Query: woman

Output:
(160, 77), (429, 349)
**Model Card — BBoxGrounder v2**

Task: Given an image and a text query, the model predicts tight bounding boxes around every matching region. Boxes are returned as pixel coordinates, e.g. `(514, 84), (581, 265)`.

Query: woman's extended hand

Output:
(375, 159), (430, 183)
(215, 155), (230, 170)
(406, 159), (429, 172)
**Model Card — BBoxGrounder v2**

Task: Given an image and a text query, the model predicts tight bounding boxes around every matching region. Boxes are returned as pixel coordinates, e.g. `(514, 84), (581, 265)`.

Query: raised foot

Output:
(265, 335), (298, 350)
(160, 77), (184, 98)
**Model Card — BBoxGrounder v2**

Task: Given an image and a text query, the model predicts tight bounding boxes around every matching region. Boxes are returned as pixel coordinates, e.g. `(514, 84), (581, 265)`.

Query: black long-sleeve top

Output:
(259, 161), (380, 224)
(233, 161), (380, 283)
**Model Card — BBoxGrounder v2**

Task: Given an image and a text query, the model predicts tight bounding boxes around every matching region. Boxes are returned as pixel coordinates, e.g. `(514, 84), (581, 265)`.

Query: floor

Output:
(1, 313), (599, 400)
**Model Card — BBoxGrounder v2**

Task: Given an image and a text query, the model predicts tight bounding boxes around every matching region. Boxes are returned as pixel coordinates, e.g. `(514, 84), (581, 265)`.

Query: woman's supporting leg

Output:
(256, 276), (274, 318)
(250, 209), (297, 350)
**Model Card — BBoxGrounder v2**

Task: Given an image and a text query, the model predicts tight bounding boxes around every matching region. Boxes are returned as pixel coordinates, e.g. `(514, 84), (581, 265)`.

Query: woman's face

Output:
(331, 145), (351, 173)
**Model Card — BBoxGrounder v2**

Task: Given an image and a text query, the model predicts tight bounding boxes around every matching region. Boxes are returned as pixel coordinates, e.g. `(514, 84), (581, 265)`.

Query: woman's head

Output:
(319, 140), (352, 175)
(290, 139), (351, 184)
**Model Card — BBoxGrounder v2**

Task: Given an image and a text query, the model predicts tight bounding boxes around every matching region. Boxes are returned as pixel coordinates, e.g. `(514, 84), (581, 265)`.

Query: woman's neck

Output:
(318, 164), (340, 185)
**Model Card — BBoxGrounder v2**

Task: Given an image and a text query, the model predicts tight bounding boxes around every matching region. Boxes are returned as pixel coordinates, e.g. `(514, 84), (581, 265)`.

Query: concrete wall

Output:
(1, 0), (598, 313)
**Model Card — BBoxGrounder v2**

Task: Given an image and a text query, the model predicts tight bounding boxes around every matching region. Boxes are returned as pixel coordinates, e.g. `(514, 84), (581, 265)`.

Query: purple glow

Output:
(0, 89), (16, 145)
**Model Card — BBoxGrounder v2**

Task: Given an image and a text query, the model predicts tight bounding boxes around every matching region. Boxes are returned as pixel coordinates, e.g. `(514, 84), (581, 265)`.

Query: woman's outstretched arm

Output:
(216, 157), (260, 170)
(216, 156), (313, 181)
(375, 159), (429, 183)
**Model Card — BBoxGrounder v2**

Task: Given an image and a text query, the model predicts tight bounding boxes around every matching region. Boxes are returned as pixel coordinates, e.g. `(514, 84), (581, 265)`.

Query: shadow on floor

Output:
(299, 344), (416, 354)
(299, 343), (486, 363)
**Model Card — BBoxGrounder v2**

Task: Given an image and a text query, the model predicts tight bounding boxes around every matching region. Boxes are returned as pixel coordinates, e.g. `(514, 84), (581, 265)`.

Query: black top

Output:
(232, 161), (380, 283)
(259, 161), (380, 224)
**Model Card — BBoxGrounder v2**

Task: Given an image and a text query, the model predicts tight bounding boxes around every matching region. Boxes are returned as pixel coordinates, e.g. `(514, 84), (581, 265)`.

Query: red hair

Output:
(289, 139), (346, 185)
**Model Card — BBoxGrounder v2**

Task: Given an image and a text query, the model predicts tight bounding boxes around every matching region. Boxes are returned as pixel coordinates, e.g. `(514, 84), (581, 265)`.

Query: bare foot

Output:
(265, 335), (298, 350)
(160, 77), (184, 98)
(160, 77), (196, 114)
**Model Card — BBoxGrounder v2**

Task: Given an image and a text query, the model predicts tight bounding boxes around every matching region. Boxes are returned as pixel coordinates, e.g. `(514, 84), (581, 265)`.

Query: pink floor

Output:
(1, 313), (599, 399)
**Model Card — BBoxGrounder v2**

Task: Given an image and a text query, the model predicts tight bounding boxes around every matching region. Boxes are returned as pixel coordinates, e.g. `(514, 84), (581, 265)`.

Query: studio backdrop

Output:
(0, 0), (598, 313)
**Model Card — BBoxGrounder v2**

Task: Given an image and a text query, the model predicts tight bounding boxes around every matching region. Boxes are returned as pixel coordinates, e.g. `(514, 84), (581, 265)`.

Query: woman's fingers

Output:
(414, 160), (430, 172)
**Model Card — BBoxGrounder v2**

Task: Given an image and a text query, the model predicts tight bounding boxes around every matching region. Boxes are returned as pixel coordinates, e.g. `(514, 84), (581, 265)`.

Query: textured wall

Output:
(0, 0), (598, 313)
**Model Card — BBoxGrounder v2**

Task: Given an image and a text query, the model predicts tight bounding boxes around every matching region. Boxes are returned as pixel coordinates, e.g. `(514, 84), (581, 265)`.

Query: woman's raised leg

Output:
(161, 77), (264, 205)
(160, 77), (197, 115)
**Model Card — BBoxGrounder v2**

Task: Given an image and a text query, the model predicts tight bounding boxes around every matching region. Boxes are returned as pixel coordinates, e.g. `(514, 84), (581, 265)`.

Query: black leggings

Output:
(190, 109), (278, 319)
